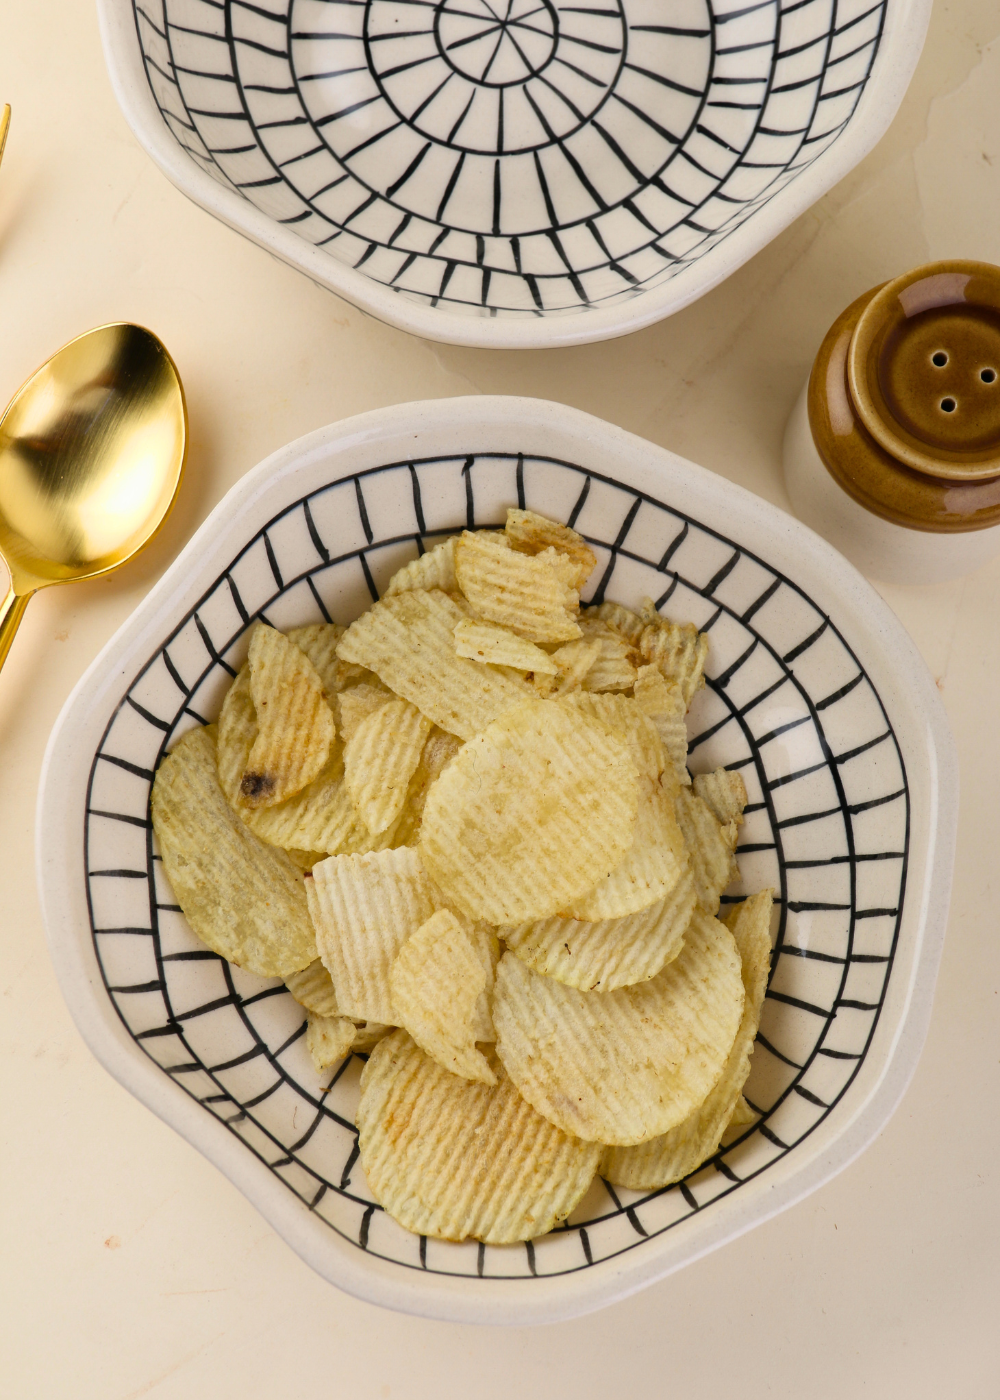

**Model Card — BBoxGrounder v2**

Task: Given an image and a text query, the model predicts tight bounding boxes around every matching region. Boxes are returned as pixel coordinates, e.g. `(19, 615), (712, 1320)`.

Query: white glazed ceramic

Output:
(783, 383), (1000, 583)
(98, 0), (931, 348)
(38, 397), (955, 1324)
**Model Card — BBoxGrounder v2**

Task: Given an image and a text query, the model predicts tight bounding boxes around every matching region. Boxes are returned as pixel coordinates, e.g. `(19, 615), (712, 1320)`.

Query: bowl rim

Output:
(36, 396), (957, 1323)
(97, 0), (932, 350)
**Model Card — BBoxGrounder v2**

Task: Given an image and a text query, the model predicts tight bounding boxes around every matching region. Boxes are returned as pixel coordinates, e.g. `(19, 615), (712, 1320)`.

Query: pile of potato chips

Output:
(151, 510), (773, 1245)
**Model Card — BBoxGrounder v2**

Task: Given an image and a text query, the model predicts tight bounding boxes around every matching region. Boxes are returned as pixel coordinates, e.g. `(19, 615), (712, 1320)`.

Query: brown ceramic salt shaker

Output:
(783, 259), (1000, 583)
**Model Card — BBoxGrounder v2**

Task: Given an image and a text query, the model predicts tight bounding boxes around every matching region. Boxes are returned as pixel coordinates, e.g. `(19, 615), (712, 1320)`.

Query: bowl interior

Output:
(84, 447), (909, 1285)
(129, 0), (892, 324)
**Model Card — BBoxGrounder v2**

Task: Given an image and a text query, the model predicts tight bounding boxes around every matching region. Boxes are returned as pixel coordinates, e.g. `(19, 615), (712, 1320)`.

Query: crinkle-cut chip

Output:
(286, 958), (340, 1017)
(419, 698), (639, 923)
(454, 532), (582, 644)
(493, 913), (744, 1145)
(389, 910), (495, 1084)
(357, 1031), (601, 1242)
(351, 1021), (391, 1052)
(384, 537), (457, 596)
(638, 602), (709, 708)
(586, 601), (645, 646)
(239, 748), (343, 848)
(504, 508), (597, 590)
(391, 729), (464, 849)
(337, 682), (392, 744)
(564, 773), (688, 920)
(286, 623), (371, 697)
(306, 848), (441, 1023)
(534, 639), (601, 696)
(240, 626), (335, 808)
(285, 849), (329, 872)
(151, 726), (316, 978)
(577, 616), (638, 693)
(344, 698), (433, 835)
(217, 663), (257, 807)
(722, 1094), (759, 1146)
(600, 891), (772, 1187)
(306, 1012), (357, 1071)
(453, 618), (558, 674)
(559, 691), (665, 780)
(675, 787), (740, 915)
(633, 666), (690, 786)
(694, 768), (748, 829)
(468, 922), (501, 1042)
(502, 867), (696, 991)
(336, 589), (532, 740)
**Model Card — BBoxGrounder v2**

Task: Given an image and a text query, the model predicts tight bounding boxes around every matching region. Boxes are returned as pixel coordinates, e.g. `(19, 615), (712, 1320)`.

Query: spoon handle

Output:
(0, 583), (30, 672)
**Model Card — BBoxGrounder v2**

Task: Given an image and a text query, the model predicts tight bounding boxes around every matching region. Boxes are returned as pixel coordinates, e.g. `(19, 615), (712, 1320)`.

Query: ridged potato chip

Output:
(638, 603), (709, 708)
(419, 697), (639, 923)
(306, 848), (441, 1023)
(502, 866), (695, 991)
(453, 617), (558, 674)
(217, 662), (257, 808)
(391, 728), (464, 849)
(504, 509), (597, 591)
(493, 913), (744, 1145)
(546, 638), (603, 695)
(384, 537), (457, 596)
(633, 665), (690, 786)
(344, 697), (433, 835)
(601, 890), (772, 1188)
(389, 909), (494, 1084)
(558, 694), (686, 921)
(287, 623), (372, 698)
(694, 768), (748, 829)
(467, 921), (501, 1042)
(336, 589), (531, 739)
(240, 625), (335, 808)
(587, 601), (645, 646)
(286, 958), (340, 1017)
(336, 682), (392, 743)
(151, 725), (316, 978)
(577, 616), (638, 693)
(675, 785), (741, 915)
(357, 1031), (601, 1242)
(306, 1012), (357, 1071)
(454, 531), (582, 644)
(352, 1021), (392, 1052)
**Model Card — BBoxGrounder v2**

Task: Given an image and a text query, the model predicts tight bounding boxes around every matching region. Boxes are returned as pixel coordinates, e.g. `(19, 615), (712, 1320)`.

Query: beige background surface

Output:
(2, 1), (999, 1395)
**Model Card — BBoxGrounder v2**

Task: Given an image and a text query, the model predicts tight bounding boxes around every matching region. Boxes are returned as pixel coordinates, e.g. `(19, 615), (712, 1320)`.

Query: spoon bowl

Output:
(0, 323), (186, 668)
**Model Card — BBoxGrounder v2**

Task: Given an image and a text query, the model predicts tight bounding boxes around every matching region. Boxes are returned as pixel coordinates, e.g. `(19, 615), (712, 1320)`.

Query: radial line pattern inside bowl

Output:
(37, 399), (955, 1322)
(99, 0), (932, 346)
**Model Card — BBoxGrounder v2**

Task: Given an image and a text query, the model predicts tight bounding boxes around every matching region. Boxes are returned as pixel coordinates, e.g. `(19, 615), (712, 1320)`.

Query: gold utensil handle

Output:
(0, 584), (31, 671)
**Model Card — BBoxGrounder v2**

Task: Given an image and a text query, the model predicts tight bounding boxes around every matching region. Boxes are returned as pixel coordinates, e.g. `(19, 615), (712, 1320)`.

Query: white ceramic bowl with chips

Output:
(38, 397), (956, 1324)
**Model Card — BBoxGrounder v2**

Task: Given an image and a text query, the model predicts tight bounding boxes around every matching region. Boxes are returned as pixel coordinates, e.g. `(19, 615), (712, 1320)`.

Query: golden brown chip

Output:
(600, 890), (772, 1188)
(357, 1031), (601, 1242)
(454, 531), (582, 644)
(502, 867), (695, 991)
(633, 665), (690, 786)
(493, 913), (744, 1145)
(344, 697), (433, 835)
(239, 625), (335, 808)
(384, 537), (458, 596)
(504, 509), (597, 591)
(419, 697), (639, 923)
(335, 589), (532, 739)
(389, 909), (494, 1084)
(674, 785), (741, 915)
(151, 725), (316, 978)
(285, 958), (340, 1017)
(638, 602), (709, 708)
(453, 618), (558, 674)
(306, 1012), (357, 1071)
(306, 848), (441, 1023)
(586, 601), (645, 646)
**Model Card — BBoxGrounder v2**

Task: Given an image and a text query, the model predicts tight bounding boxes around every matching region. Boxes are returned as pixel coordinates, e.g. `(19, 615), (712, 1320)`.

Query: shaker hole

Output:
(940, 397), (957, 413)
(932, 351), (948, 367)
(981, 368), (997, 383)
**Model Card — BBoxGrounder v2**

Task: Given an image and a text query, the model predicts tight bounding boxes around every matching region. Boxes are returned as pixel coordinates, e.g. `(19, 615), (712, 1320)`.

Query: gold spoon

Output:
(0, 323), (187, 670)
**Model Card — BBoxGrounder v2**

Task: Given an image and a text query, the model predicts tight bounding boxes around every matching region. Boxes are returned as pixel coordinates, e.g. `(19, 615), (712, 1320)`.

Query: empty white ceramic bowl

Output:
(38, 397), (955, 1323)
(98, 0), (931, 347)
